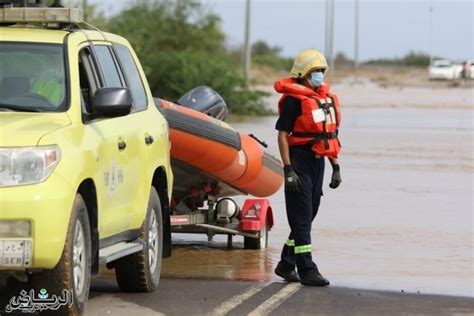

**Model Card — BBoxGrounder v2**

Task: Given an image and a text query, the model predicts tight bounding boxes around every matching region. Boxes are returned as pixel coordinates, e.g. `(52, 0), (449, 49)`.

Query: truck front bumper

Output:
(0, 173), (75, 270)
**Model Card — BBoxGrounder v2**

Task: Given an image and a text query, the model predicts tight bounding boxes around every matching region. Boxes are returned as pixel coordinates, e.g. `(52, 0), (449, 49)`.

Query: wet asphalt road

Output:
(1, 275), (473, 315)
(1, 244), (474, 316)
(85, 276), (474, 315)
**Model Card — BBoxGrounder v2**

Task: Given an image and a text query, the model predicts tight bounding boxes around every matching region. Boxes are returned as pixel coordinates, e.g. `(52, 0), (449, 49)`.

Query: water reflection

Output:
(162, 238), (277, 282)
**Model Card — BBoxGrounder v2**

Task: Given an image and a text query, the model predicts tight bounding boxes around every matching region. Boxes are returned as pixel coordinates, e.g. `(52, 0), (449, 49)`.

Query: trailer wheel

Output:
(244, 219), (268, 249)
(114, 187), (163, 292)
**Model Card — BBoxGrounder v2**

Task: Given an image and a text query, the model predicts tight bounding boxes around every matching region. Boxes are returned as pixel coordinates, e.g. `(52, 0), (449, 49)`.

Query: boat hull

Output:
(157, 99), (283, 203)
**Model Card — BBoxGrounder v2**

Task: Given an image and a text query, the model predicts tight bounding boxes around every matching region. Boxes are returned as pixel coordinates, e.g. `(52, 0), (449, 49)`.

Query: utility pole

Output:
(428, 0), (433, 65)
(325, 0), (335, 74)
(243, 0), (252, 85)
(329, 0), (335, 73)
(325, 0), (330, 60)
(83, 0), (87, 20)
(354, 0), (359, 74)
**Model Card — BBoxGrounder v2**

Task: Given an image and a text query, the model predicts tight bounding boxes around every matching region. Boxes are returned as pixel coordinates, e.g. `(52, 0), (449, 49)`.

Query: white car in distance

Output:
(428, 59), (461, 80)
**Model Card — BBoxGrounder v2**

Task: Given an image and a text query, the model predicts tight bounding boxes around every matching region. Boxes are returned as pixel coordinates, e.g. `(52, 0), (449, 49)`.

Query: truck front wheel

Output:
(29, 194), (92, 315)
(114, 187), (163, 292)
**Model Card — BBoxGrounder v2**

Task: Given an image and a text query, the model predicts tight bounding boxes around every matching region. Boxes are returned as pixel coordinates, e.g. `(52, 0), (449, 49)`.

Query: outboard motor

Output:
(178, 86), (229, 121)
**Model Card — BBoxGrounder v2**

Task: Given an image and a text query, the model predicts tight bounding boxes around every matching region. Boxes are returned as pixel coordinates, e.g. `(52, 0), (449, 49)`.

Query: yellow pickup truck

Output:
(0, 4), (173, 315)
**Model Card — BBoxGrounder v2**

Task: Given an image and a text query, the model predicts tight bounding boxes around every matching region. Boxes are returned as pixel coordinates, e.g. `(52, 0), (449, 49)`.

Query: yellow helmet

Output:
(290, 49), (328, 78)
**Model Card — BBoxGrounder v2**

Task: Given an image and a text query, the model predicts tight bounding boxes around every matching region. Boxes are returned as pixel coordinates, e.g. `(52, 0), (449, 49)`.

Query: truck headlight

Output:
(0, 146), (61, 187)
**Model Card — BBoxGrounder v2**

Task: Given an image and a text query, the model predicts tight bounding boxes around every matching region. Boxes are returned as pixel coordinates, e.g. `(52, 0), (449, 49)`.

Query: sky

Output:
(89, 0), (474, 62)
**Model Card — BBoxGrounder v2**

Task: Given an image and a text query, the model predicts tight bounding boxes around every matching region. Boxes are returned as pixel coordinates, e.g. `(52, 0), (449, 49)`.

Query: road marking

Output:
(86, 296), (165, 316)
(210, 282), (270, 316)
(248, 283), (302, 316)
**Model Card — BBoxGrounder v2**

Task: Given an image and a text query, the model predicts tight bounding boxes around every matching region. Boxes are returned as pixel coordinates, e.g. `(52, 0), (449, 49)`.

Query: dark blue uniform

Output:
(275, 96), (325, 273)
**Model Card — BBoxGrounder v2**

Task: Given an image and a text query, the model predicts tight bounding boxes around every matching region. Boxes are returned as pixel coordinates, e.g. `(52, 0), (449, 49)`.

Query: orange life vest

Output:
(274, 77), (341, 158)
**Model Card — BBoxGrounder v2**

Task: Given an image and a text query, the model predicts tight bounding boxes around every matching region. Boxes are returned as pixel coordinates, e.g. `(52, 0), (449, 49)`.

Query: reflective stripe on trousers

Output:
(294, 244), (312, 254)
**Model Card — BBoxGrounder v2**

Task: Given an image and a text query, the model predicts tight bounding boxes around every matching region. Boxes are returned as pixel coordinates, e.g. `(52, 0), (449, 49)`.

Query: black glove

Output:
(284, 165), (301, 192)
(329, 164), (342, 189)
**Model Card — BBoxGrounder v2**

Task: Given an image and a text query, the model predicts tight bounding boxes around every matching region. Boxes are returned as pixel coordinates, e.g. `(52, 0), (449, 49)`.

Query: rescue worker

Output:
(32, 74), (63, 105)
(273, 49), (342, 286)
(32, 63), (64, 106)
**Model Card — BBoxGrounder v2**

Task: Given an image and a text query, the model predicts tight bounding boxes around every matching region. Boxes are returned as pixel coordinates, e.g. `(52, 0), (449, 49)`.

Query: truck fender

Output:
(239, 199), (274, 232)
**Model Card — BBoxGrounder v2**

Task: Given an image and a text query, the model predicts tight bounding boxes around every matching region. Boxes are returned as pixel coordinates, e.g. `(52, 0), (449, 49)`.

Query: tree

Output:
(252, 40), (281, 57)
(250, 40), (292, 72)
(334, 52), (354, 67)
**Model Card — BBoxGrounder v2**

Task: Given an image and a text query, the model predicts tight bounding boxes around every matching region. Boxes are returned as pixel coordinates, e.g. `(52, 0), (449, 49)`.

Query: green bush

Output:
(144, 51), (268, 115)
(366, 51), (431, 67)
(253, 55), (293, 71)
(249, 40), (292, 71)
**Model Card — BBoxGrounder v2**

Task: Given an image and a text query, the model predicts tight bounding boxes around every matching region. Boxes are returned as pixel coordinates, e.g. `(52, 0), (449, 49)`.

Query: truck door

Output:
(112, 43), (164, 227)
(79, 43), (141, 238)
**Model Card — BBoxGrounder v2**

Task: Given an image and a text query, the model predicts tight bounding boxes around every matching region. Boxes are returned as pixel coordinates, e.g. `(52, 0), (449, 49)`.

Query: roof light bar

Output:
(0, 7), (83, 23)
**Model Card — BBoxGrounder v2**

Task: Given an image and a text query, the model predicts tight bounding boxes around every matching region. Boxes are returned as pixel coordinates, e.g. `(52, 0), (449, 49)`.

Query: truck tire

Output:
(115, 187), (163, 292)
(29, 194), (92, 316)
(244, 219), (268, 250)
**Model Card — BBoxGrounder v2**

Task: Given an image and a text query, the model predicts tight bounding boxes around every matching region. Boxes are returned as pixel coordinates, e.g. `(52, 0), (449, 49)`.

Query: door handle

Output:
(118, 140), (127, 151)
(145, 135), (154, 145)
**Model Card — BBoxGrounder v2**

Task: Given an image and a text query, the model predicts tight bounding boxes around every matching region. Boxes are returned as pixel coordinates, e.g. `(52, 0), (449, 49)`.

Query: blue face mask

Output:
(309, 72), (324, 87)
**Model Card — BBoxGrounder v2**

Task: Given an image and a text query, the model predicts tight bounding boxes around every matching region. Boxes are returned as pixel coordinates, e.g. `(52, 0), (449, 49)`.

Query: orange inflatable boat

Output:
(155, 87), (283, 207)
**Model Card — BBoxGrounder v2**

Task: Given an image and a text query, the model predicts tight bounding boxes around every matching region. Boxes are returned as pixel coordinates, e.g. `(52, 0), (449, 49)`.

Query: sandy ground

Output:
(257, 78), (474, 111)
(251, 64), (474, 89)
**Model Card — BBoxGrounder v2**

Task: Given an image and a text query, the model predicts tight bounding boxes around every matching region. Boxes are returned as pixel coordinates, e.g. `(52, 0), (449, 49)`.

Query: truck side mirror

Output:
(91, 87), (132, 118)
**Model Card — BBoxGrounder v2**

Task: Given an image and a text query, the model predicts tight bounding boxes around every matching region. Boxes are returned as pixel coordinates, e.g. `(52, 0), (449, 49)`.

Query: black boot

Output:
(274, 262), (300, 282)
(299, 269), (330, 286)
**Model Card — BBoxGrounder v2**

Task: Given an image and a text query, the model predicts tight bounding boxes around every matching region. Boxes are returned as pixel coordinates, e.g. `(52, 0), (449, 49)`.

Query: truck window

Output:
(0, 42), (67, 112)
(114, 44), (148, 111)
(78, 48), (99, 114)
(94, 45), (123, 88)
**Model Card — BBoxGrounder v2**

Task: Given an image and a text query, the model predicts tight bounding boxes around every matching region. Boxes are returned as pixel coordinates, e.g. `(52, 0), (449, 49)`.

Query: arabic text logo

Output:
(5, 288), (73, 313)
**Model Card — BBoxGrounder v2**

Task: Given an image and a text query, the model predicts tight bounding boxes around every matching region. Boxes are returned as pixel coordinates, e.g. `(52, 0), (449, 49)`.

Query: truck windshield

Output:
(0, 43), (67, 112)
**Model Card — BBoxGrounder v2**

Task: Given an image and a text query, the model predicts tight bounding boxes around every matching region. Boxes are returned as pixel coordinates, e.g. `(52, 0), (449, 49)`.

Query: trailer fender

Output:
(239, 199), (274, 232)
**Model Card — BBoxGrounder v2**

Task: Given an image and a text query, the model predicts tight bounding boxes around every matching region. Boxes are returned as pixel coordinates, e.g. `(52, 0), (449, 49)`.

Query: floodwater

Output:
(162, 85), (474, 297)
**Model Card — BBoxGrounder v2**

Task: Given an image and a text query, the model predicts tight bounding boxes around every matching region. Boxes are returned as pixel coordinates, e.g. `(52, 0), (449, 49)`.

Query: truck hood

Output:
(0, 112), (71, 147)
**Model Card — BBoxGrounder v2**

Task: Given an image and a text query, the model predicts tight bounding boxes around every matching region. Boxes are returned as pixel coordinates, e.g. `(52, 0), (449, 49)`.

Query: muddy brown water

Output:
(161, 86), (473, 297)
